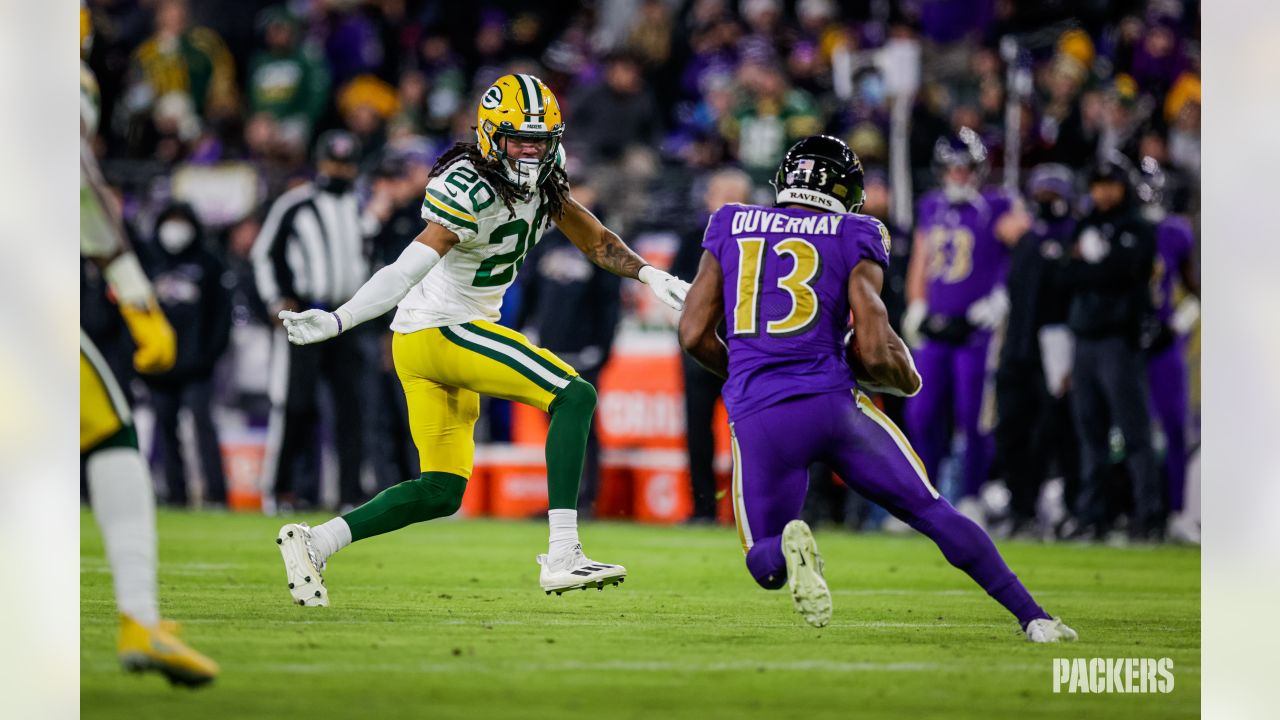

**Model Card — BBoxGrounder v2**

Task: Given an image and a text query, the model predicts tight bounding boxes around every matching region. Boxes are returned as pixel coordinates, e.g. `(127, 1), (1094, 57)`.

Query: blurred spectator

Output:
(738, 0), (792, 65)
(721, 60), (821, 184)
(337, 74), (400, 157)
(994, 164), (1080, 538)
(679, 12), (741, 104)
(322, 0), (385, 88)
(570, 51), (660, 163)
(517, 182), (622, 516)
(406, 32), (466, 137)
(141, 202), (232, 507)
(1129, 16), (1186, 98)
(1164, 73), (1200, 181)
(470, 11), (511, 90)
(247, 7), (331, 156)
(124, 0), (239, 125)
(671, 168), (752, 522)
(252, 130), (374, 511)
(627, 0), (675, 70)
(1063, 154), (1160, 542)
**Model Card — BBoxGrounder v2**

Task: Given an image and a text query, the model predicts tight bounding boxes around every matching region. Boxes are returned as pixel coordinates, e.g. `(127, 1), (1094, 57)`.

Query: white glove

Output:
(639, 265), (690, 311)
(901, 300), (926, 349)
(859, 379), (923, 398)
(1171, 296), (1201, 336)
(966, 287), (1010, 330)
(1078, 227), (1108, 263)
(279, 309), (342, 345)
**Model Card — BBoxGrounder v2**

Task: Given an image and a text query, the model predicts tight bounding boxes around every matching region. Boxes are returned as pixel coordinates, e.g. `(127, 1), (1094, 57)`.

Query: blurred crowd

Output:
(81, 0), (1200, 542)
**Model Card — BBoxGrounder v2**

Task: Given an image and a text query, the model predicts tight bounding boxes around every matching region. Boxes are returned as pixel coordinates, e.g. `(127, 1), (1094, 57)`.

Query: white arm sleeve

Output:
(333, 241), (441, 330)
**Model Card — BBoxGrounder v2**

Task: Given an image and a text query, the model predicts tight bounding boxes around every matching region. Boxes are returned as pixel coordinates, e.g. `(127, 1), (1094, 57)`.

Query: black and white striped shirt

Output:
(251, 183), (373, 310)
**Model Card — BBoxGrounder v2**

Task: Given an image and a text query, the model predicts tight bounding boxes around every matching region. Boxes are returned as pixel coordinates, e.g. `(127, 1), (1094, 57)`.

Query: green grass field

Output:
(81, 509), (1199, 719)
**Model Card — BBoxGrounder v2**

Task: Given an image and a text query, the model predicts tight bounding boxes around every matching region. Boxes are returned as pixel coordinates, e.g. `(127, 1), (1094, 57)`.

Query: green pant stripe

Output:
(460, 322), (572, 380)
(83, 424), (139, 458)
(438, 326), (558, 393)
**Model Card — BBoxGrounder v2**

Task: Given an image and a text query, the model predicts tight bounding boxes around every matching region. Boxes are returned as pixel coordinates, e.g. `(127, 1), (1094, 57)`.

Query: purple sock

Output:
(910, 501), (1051, 628)
(745, 536), (786, 589)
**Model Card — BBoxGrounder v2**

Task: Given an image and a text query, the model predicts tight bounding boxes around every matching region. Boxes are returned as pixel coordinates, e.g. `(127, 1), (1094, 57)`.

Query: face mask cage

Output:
(487, 125), (563, 190)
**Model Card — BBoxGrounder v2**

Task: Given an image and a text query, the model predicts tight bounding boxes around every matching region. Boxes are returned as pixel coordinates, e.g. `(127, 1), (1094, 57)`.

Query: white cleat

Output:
(782, 520), (832, 628)
(276, 523), (328, 607)
(1025, 617), (1078, 643)
(537, 544), (626, 595)
(1166, 513), (1201, 545)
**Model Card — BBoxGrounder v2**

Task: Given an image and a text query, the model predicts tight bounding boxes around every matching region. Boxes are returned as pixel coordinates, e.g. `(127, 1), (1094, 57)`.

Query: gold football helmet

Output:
(475, 73), (564, 190)
(81, 0), (94, 57)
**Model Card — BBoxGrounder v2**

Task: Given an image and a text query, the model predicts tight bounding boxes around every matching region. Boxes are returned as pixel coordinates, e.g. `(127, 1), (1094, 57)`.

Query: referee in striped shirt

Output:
(252, 130), (376, 511)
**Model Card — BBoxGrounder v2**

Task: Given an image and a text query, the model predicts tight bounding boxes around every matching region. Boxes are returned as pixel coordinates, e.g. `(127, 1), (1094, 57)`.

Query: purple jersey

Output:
(915, 188), (1013, 317)
(703, 203), (892, 420)
(1153, 215), (1195, 323)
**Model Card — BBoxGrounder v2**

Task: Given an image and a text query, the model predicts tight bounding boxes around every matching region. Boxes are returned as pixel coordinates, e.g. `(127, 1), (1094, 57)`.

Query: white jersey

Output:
(391, 156), (555, 332)
(80, 62), (119, 259)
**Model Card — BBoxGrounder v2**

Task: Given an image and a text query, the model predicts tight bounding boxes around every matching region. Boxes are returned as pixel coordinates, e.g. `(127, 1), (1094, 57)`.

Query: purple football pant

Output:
(730, 389), (1049, 628)
(1148, 340), (1190, 513)
(905, 333), (994, 500)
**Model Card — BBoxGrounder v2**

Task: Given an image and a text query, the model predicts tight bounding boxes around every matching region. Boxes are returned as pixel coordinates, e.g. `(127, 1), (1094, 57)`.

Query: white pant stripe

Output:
(449, 324), (570, 390)
(730, 429), (754, 551)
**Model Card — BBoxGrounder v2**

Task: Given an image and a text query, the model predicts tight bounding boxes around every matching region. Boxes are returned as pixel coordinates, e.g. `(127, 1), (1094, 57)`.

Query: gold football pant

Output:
(81, 329), (133, 453)
(391, 320), (578, 478)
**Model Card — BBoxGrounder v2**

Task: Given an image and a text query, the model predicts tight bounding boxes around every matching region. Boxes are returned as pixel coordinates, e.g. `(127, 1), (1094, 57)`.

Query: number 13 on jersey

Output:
(733, 237), (823, 337)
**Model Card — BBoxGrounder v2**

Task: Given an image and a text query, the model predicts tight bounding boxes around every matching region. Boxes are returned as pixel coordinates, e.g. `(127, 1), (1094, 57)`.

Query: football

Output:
(844, 327), (874, 384)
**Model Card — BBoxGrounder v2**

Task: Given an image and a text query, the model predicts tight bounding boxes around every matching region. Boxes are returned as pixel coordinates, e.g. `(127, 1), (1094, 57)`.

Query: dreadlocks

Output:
(427, 141), (572, 221)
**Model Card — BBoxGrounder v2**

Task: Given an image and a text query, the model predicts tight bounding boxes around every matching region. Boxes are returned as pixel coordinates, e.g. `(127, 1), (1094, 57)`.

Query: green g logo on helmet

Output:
(481, 85), (503, 110)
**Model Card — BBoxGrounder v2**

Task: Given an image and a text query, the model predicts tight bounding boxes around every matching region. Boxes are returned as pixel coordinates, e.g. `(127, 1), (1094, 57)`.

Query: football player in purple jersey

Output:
(901, 129), (1022, 525)
(1137, 157), (1200, 543)
(678, 135), (1075, 641)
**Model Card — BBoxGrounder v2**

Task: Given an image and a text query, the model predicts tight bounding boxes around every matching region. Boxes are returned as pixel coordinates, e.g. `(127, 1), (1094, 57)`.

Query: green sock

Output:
(342, 472), (468, 542)
(544, 377), (597, 510)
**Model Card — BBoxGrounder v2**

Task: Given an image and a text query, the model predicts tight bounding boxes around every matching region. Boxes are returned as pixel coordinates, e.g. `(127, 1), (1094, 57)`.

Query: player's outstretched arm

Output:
(83, 138), (177, 374)
(556, 195), (689, 310)
(848, 260), (922, 396)
(279, 222), (458, 345)
(678, 251), (729, 379)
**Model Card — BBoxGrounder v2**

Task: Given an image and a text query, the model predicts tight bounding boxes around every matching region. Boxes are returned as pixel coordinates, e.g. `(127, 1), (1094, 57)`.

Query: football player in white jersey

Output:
(275, 73), (689, 604)
(80, 2), (219, 685)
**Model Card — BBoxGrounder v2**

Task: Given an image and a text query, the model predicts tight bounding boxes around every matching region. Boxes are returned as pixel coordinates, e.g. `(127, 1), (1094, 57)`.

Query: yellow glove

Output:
(120, 300), (177, 374)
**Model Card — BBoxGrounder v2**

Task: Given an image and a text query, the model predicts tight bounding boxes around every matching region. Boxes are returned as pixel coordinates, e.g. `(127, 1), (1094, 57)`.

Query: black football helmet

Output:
(772, 135), (865, 213)
(1087, 150), (1138, 199)
(933, 127), (988, 174)
(315, 129), (362, 164)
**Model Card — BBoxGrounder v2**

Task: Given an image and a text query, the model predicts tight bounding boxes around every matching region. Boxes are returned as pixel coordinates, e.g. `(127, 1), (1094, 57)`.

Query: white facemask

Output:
(504, 157), (542, 192)
(942, 180), (978, 204)
(158, 220), (196, 254)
